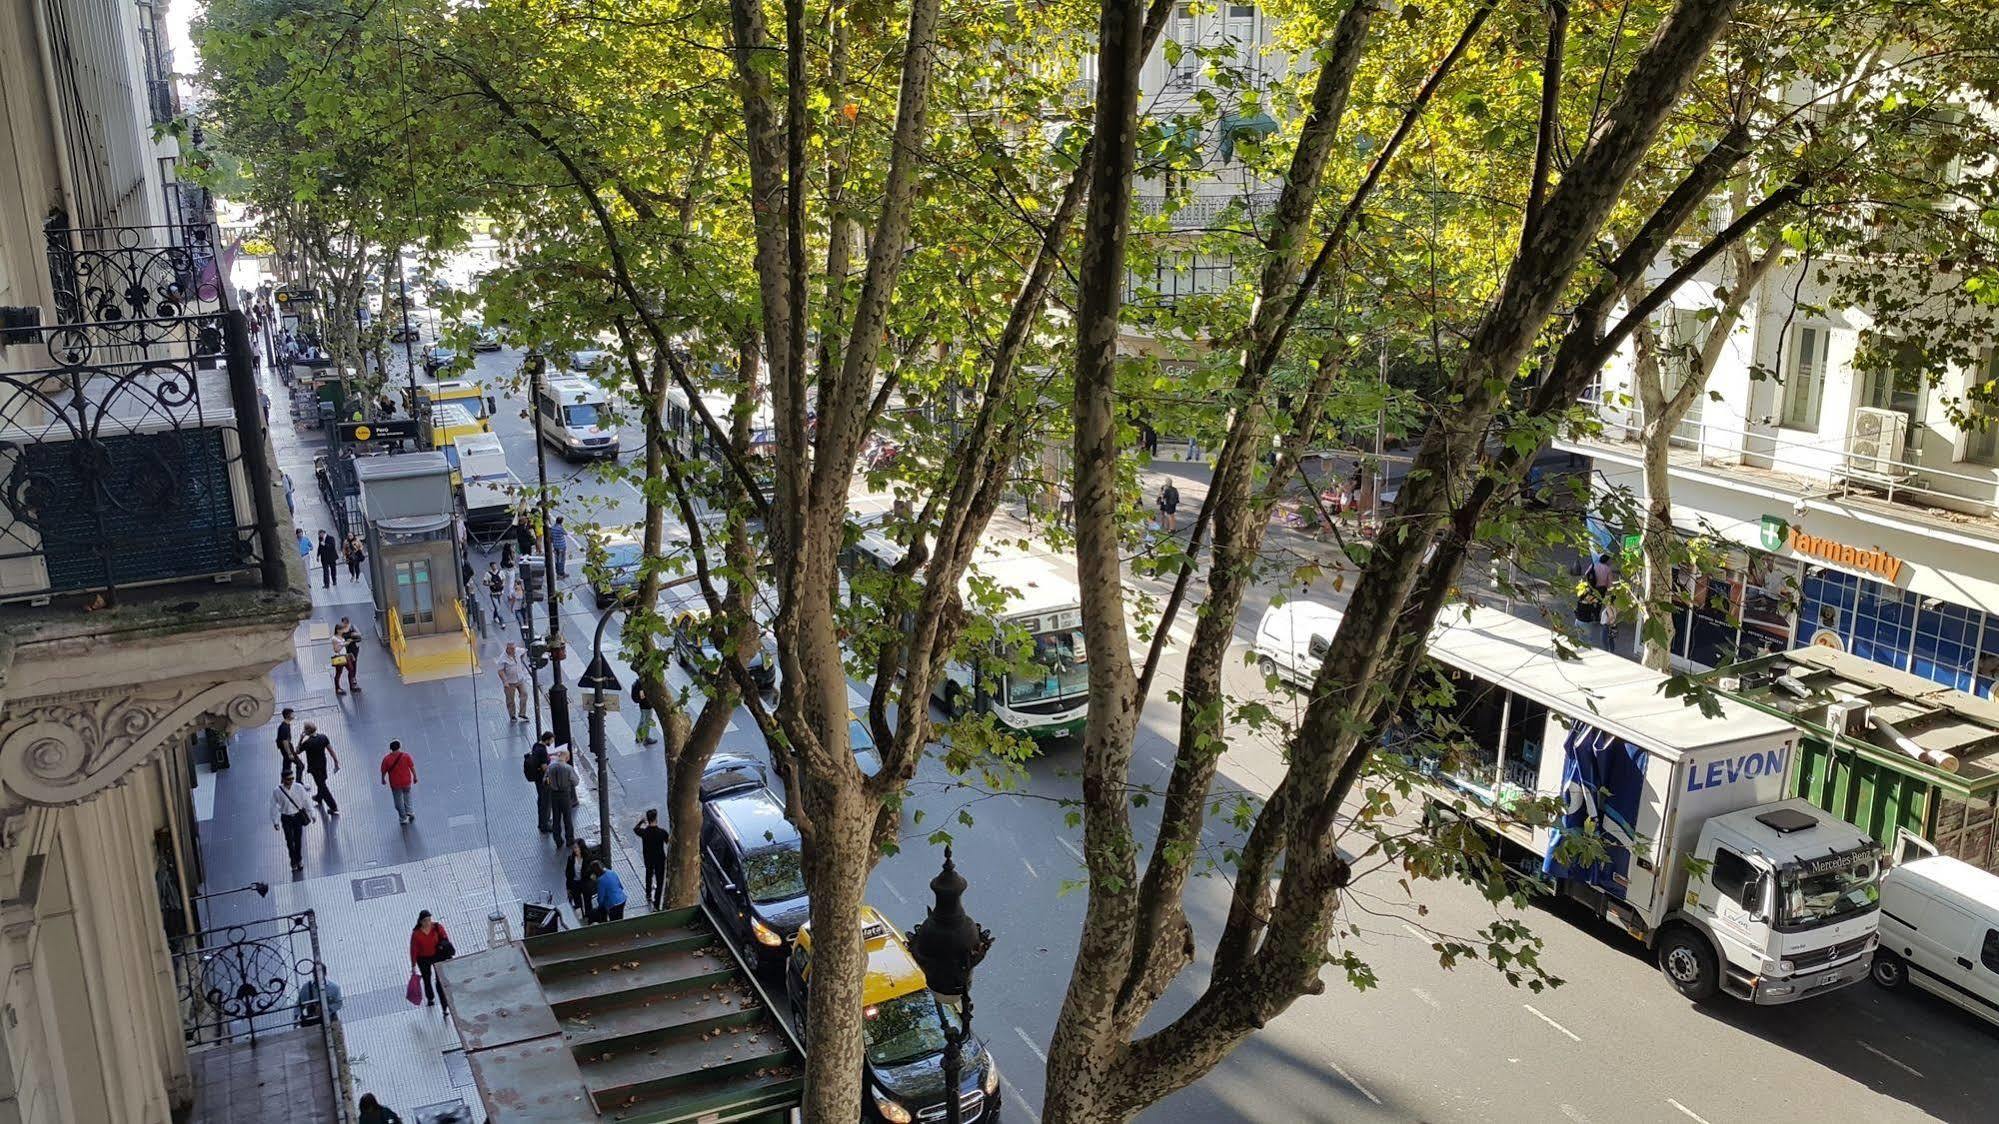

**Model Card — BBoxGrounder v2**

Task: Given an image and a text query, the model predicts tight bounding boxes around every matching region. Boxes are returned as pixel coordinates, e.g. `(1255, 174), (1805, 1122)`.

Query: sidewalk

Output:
(196, 359), (670, 1121)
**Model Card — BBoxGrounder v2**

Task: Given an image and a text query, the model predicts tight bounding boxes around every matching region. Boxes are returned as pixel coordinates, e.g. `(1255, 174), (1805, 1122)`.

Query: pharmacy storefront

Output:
(1598, 469), (1999, 698)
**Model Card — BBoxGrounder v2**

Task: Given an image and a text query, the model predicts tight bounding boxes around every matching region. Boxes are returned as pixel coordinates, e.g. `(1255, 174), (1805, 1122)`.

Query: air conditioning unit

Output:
(1848, 406), (1910, 478)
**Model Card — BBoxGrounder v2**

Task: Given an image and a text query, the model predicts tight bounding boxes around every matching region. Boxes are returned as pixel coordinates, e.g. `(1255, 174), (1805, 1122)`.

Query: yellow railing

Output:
(454, 599), (480, 672)
(386, 608), (408, 673)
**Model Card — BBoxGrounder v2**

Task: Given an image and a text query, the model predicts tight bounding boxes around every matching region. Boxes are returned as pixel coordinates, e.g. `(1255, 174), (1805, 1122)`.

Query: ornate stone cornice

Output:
(0, 678), (274, 809)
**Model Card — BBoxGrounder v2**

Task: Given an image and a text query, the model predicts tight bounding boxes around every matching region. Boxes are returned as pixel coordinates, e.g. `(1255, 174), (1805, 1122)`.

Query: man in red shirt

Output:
(379, 740), (418, 825)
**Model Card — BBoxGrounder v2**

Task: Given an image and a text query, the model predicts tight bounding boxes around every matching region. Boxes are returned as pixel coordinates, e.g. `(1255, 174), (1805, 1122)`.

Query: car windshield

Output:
(602, 543), (642, 574)
(743, 844), (805, 903)
(1005, 627), (1089, 706)
(563, 403), (603, 429)
(1777, 850), (1880, 928)
(864, 990), (961, 1069)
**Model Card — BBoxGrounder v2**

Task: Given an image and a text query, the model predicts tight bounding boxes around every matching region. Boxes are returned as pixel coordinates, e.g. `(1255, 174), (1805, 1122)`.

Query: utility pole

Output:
(392, 250), (423, 444)
(528, 352), (573, 752)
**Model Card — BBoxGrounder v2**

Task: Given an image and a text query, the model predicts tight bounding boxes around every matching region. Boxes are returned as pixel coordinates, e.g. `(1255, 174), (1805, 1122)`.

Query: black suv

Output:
(699, 756), (809, 970)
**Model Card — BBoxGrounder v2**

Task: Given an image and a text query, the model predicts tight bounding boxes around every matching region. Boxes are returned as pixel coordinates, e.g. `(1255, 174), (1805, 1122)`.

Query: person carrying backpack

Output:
(523, 730), (552, 832)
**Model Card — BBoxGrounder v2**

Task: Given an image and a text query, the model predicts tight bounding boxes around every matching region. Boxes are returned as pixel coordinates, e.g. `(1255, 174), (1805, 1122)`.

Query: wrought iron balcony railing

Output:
(173, 909), (345, 1119)
(45, 217), (228, 330)
(0, 309), (287, 603)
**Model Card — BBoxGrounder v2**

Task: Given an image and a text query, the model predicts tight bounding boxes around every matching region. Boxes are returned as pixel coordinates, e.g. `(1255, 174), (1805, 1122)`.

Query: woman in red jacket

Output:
(409, 911), (454, 1011)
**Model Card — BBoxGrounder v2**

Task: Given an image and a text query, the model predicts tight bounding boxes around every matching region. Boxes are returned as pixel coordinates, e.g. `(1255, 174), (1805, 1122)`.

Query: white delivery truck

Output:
(1261, 602), (1885, 1004)
(534, 375), (621, 460)
(451, 432), (520, 536)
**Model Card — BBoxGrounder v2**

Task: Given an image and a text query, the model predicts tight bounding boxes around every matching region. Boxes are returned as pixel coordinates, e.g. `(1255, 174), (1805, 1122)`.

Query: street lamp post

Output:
(907, 847), (993, 1124)
(527, 352), (573, 751)
(579, 602), (623, 870)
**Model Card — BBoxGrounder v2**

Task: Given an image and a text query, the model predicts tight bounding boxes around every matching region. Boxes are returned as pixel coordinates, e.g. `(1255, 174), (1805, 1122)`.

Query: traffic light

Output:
(526, 638), (551, 669)
(519, 556), (546, 601)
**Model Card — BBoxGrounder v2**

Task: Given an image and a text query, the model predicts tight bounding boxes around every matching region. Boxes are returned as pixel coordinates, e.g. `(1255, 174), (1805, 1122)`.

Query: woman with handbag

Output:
(409, 910), (455, 1011)
(269, 766), (315, 872)
(564, 839), (595, 918)
(343, 534), (367, 581)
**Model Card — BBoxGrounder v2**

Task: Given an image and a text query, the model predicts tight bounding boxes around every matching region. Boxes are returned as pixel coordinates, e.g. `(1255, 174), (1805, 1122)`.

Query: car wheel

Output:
(1871, 951), (1906, 990)
(1657, 928), (1719, 1002)
(1256, 656), (1278, 682)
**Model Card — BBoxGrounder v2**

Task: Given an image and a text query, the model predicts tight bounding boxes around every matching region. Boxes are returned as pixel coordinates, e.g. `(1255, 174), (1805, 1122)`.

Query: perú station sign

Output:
(1761, 516), (1904, 583)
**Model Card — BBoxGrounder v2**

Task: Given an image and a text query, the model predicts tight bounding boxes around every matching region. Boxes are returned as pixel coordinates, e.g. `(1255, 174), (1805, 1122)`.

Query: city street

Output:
(199, 339), (1999, 1124)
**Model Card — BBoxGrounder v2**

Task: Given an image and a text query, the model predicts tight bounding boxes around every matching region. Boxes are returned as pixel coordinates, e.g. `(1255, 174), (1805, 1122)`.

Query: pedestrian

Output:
(485, 563), (508, 632)
(633, 810), (668, 911)
(1157, 480), (1180, 534)
(510, 569), (532, 631)
(550, 516), (569, 579)
(511, 515), (537, 559)
(297, 529), (313, 563)
(564, 838), (594, 916)
(298, 722), (341, 815)
(524, 729), (553, 833)
(271, 765), (314, 872)
(357, 1094), (404, 1124)
(543, 750), (580, 847)
(498, 642), (531, 722)
(1585, 551), (1618, 652)
(408, 910), (454, 1011)
(276, 707), (299, 774)
(343, 533), (366, 580)
(380, 740), (417, 825)
(499, 536), (516, 572)
(332, 616), (362, 694)
(1056, 483), (1074, 529)
(589, 861), (628, 923)
(317, 531), (340, 588)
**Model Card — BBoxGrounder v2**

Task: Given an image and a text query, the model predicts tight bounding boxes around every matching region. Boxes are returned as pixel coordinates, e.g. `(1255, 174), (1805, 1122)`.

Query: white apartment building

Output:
(1559, 258), (1999, 698)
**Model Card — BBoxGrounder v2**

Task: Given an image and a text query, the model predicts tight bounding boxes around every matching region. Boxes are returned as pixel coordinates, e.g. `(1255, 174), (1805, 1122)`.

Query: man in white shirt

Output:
(498, 642), (531, 722)
(270, 766), (315, 872)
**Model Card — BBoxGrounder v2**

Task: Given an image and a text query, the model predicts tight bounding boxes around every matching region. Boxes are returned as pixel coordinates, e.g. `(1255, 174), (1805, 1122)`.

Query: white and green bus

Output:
(840, 529), (1091, 741)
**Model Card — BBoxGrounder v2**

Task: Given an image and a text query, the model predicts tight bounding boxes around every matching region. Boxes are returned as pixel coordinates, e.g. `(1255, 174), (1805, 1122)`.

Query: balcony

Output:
(1133, 189), (1282, 230)
(176, 909), (346, 1124)
(1559, 395), (1999, 541)
(0, 226), (285, 605)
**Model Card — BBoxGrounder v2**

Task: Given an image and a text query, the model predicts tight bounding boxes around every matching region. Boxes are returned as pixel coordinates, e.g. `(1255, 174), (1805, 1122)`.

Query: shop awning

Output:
(1220, 111), (1277, 161)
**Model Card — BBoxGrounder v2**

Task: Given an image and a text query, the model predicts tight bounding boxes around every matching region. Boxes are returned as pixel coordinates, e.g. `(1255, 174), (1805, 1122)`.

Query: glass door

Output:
(394, 558), (435, 625)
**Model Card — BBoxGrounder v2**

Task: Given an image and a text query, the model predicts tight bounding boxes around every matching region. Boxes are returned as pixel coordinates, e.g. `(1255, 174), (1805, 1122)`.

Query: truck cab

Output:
(411, 378), (493, 449)
(1664, 799), (1881, 1003)
(787, 906), (1000, 1123)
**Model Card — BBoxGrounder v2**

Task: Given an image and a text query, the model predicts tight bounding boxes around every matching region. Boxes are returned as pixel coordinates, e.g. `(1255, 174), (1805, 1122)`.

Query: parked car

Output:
(587, 526), (648, 609)
(1872, 853), (1999, 1027)
(1251, 600), (1343, 689)
(787, 905), (1000, 1123)
(699, 755), (808, 969)
(470, 325), (503, 352)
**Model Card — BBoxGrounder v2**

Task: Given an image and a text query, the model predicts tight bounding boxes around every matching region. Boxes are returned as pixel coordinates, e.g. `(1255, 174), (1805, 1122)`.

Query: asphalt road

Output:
(441, 343), (1997, 1124)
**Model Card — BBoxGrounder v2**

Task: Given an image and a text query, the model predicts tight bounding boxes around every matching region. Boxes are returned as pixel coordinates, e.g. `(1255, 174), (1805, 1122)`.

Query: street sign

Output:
(274, 287), (318, 305)
(579, 653), (622, 692)
(338, 419), (421, 444)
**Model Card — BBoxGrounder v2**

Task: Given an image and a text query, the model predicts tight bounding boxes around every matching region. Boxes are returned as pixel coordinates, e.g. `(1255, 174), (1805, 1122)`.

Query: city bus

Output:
(840, 529), (1091, 741)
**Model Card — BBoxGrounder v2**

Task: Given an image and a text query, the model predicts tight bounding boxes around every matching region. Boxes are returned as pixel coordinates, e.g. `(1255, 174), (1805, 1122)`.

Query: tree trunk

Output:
(796, 782), (872, 1119)
(1638, 413), (1677, 671)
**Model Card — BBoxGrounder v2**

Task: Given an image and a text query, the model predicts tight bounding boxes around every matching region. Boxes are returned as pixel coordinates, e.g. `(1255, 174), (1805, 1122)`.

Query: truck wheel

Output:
(1256, 656), (1278, 682)
(1658, 928), (1720, 1001)
(1871, 951), (1906, 990)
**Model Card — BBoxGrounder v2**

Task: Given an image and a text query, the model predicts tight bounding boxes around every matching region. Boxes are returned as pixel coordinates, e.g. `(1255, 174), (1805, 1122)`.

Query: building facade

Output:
(0, 0), (313, 1120)
(1559, 257), (1999, 696)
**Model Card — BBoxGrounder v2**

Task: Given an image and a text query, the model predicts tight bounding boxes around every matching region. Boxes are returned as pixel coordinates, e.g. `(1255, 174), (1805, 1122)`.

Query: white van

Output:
(1872, 854), (1999, 1026)
(1252, 600), (1343, 688)
(534, 375), (621, 460)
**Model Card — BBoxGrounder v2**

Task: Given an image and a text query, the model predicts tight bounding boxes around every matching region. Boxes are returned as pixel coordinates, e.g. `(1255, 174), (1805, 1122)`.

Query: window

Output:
(1780, 325), (1828, 431)
(393, 559), (434, 625)
(1227, 3), (1255, 16)
(1861, 364), (1926, 425)
(1307, 634), (1329, 660)
(1171, 4), (1198, 79)
(1983, 929), (1999, 973)
(1911, 599), (1983, 693)
(1710, 848), (1755, 904)
(1966, 350), (1999, 466)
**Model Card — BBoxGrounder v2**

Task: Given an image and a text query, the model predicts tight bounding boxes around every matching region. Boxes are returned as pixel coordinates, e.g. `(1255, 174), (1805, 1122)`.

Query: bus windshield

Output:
(1004, 626), (1088, 706)
(562, 402), (603, 429)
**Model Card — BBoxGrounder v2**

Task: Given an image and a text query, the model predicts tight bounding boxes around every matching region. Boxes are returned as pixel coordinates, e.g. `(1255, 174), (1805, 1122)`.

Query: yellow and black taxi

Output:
(787, 906), (1000, 1123)
(699, 755), (810, 970)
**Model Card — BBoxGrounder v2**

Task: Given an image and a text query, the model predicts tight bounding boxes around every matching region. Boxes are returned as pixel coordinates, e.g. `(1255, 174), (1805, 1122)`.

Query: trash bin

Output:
(523, 895), (562, 937)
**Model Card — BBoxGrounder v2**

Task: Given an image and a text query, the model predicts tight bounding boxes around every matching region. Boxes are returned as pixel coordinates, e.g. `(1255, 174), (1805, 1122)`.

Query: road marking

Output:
(1409, 987), (1440, 1010)
(999, 1075), (1040, 1124)
(1150, 755), (1169, 770)
(1402, 923), (1433, 945)
(1859, 1041), (1924, 1078)
(1057, 837), (1084, 862)
(880, 880), (908, 905)
(1667, 1099), (1715, 1124)
(1325, 1058), (1381, 1106)
(1022, 857), (1039, 879)
(1522, 1004), (1581, 1042)
(1559, 1106), (1590, 1124)
(1013, 1026), (1048, 1065)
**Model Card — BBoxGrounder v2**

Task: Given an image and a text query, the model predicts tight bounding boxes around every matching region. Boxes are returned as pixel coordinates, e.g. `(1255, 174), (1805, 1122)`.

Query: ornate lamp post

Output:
(907, 847), (993, 1124)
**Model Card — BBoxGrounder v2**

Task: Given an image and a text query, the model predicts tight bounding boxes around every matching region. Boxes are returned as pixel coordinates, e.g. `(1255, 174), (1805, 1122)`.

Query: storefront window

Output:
(1800, 568), (1860, 648)
(1979, 617), (1999, 699)
(1849, 581), (1919, 669)
(1911, 600), (1983, 693)
(1673, 550), (1801, 669)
